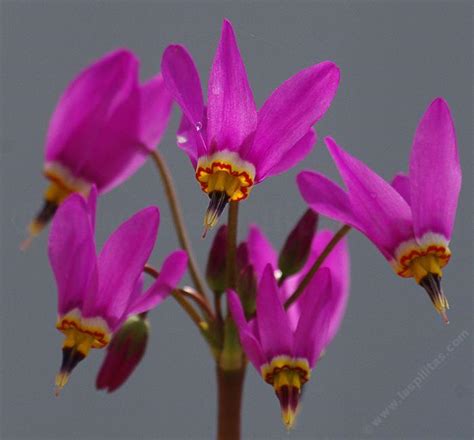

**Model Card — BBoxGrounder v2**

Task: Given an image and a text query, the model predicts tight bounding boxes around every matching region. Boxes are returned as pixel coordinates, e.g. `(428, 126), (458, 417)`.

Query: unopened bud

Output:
(237, 264), (257, 316)
(206, 225), (228, 293)
(236, 242), (250, 272)
(278, 210), (318, 278)
(96, 315), (149, 393)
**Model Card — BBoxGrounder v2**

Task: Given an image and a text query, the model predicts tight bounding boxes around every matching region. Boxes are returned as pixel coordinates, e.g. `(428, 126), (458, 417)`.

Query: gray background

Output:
(1, 1), (472, 439)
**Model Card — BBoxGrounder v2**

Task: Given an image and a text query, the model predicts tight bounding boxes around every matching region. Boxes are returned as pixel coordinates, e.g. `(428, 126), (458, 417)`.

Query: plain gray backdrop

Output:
(1, 1), (472, 439)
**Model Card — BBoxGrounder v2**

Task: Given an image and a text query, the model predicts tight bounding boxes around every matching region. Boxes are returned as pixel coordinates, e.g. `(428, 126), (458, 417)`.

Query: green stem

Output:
(225, 201), (239, 291)
(150, 150), (209, 301)
(284, 224), (351, 309)
(215, 201), (246, 440)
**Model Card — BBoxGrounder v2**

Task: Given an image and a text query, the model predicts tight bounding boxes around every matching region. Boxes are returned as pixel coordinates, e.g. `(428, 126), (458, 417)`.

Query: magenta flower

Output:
(28, 49), (173, 239)
(48, 189), (187, 393)
(298, 98), (461, 322)
(96, 311), (149, 393)
(228, 226), (349, 428)
(161, 19), (340, 233)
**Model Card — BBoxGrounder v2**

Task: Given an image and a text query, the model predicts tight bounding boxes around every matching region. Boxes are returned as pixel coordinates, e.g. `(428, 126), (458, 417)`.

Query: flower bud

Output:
(236, 264), (258, 316)
(96, 315), (149, 393)
(236, 242), (250, 272)
(206, 225), (228, 293)
(278, 209), (318, 278)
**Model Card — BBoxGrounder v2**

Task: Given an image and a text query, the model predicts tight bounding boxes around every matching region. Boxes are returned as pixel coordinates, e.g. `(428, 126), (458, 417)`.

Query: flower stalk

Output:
(284, 224), (351, 309)
(216, 366), (246, 440)
(143, 265), (211, 329)
(215, 200), (246, 440)
(149, 149), (208, 300)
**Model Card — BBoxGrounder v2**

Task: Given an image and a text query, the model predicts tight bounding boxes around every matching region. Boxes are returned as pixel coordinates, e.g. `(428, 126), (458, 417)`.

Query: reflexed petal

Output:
(297, 170), (363, 230)
(256, 265), (293, 359)
(48, 194), (97, 315)
(138, 74), (174, 150)
(83, 207), (160, 326)
(326, 137), (414, 258)
(282, 229), (349, 338)
(227, 290), (266, 369)
(127, 250), (188, 316)
(293, 268), (332, 366)
(247, 61), (340, 179)
(87, 185), (98, 231)
(45, 49), (139, 173)
(247, 225), (277, 282)
(207, 19), (257, 152)
(161, 45), (207, 157)
(310, 230), (350, 346)
(128, 275), (145, 308)
(177, 109), (208, 167)
(78, 87), (144, 193)
(391, 172), (411, 205)
(260, 129), (317, 181)
(409, 97), (461, 240)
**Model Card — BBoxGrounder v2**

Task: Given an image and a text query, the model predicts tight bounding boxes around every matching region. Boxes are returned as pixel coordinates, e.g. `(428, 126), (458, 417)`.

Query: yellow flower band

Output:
(195, 151), (256, 202)
(391, 233), (451, 281)
(44, 162), (92, 204)
(57, 309), (111, 352)
(261, 355), (311, 387)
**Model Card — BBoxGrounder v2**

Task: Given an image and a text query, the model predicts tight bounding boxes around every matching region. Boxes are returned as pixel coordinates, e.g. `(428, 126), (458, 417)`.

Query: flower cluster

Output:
(26, 17), (461, 437)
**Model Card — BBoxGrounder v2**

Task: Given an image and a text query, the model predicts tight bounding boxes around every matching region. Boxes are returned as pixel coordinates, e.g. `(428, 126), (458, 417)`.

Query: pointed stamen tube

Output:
(419, 273), (450, 324)
(54, 347), (86, 396)
(202, 191), (229, 238)
(21, 200), (58, 250)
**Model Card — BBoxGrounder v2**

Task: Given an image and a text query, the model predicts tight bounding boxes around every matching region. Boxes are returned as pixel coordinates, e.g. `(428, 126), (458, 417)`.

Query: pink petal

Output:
(227, 290), (266, 370)
(138, 73), (174, 150)
(256, 265), (293, 360)
(293, 268), (332, 366)
(281, 229), (350, 339)
(246, 225), (277, 282)
(45, 49), (139, 175)
(297, 170), (363, 230)
(246, 61), (340, 179)
(391, 172), (411, 205)
(326, 137), (414, 259)
(48, 194), (97, 316)
(127, 250), (188, 316)
(161, 44), (207, 157)
(77, 86), (145, 193)
(176, 108), (208, 167)
(88, 74), (173, 192)
(259, 129), (317, 181)
(128, 275), (145, 307)
(87, 185), (98, 230)
(82, 207), (160, 327)
(207, 19), (257, 152)
(310, 230), (350, 346)
(409, 97), (461, 241)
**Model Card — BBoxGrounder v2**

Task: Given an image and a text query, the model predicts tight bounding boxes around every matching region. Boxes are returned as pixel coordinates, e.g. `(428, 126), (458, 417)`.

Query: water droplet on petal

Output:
(195, 122), (203, 132)
(177, 135), (187, 144)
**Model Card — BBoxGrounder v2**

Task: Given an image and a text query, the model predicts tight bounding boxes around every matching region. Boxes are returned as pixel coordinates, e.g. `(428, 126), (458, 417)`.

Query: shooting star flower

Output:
(298, 98), (461, 323)
(161, 19), (340, 235)
(48, 189), (187, 394)
(25, 48), (173, 245)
